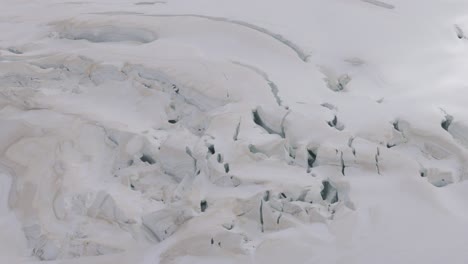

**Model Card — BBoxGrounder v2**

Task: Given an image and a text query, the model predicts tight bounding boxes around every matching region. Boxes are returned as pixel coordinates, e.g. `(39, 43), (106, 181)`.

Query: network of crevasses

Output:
(0, 56), (352, 261)
(2, 14), (468, 263)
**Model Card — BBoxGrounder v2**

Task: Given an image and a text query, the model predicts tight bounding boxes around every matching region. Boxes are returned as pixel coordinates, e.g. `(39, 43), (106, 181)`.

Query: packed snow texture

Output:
(1, 0), (468, 263)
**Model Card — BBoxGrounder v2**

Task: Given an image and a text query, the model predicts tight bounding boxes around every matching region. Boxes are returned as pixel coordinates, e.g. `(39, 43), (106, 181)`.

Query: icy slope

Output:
(1, 0), (468, 263)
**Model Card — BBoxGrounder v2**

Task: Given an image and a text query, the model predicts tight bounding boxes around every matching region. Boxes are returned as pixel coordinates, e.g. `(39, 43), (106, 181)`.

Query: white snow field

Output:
(1, 0), (468, 263)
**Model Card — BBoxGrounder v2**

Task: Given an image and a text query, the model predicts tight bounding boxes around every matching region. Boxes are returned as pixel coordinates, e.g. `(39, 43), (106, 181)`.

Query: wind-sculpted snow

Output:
(1, 0), (468, 263)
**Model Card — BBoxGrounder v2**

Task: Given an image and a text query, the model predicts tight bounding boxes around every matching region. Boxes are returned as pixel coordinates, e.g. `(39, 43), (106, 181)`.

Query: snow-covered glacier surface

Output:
(2, 0), (468, 263)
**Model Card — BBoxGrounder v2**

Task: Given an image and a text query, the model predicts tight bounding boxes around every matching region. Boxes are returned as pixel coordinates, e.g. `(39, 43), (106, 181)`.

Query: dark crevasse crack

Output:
(327, 115), (344, 131)
(140, 154), (156, 164)
(171, 84), (179, 94)
(185, 146), (198, 175)
(222, 223), (234, 230)
(267, 79), (282, 106)
(321, 181), (338, 204)
(200, 200), (208, 212)
(340, 151), (345, 176)
(280, 110), (290, 137)
(328, 116), (337, 128)
(392, 120), (401, 132)
(440, 110), (453, 131)
(259, 200), (264, 233)
(217, 153), (223, 163)
(248, 144), (262, 154)
(375, 147), (381, 175)
(104, 134), (119, 147)
(306, 148), (317, 172)
(455, 24), (466, 39)
(224, 163), (230, 173)
(420, 168), (427, 178)
(232, 61), (284, 107)
(276, 213), (282, 225)
(141, 14), (310, 62)
(233, 119), (241, 141)
(207, 144), (215, 155)
(252, 109), (286, 138)
(388, 119), (406, 148)
(348, 137), (356, 156)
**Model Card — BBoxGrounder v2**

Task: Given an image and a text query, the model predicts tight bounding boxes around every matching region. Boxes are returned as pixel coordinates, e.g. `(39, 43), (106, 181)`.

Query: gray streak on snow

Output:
(361, 0), (395, 9)
(57, 1), (90, 5)
(88, 11), (145, 16)
(134, 1), (166, 5)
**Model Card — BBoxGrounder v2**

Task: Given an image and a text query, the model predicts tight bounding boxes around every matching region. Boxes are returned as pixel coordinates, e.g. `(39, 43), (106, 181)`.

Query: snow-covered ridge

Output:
(1, 0), (468, 263)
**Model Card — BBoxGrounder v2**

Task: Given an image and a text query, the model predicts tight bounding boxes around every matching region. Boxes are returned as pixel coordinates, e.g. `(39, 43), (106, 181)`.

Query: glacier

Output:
(1, 0), (468, 263)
